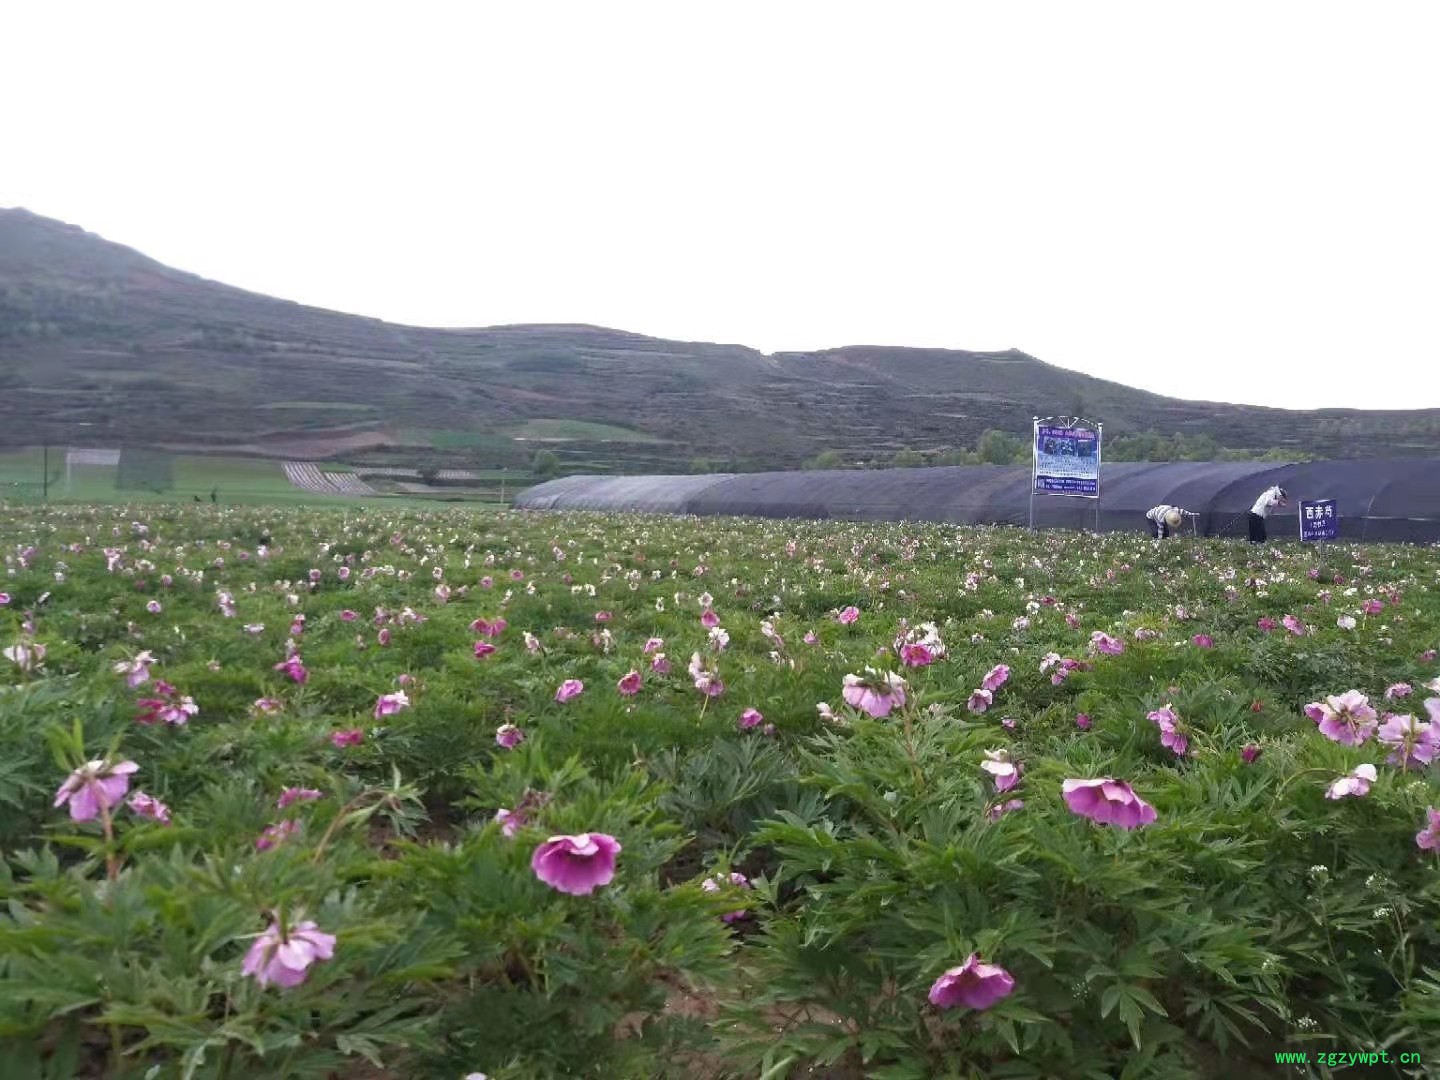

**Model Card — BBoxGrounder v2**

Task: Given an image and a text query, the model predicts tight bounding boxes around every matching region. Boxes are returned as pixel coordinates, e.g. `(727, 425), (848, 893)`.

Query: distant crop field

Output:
(509, 418), (664, 442)
(0, 449), (507, 507)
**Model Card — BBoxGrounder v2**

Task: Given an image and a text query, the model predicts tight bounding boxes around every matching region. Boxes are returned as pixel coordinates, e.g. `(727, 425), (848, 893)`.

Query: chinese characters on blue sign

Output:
(1033, 424), (1100, 498)
(1299, 499), (1338, 542)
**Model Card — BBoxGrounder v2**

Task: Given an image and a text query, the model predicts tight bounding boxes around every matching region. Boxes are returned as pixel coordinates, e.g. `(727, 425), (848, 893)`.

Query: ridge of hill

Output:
(3, 207), (1438, 471)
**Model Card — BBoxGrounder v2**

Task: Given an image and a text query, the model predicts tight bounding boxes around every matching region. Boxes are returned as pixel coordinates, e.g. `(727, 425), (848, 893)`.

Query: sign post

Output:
(1299, 497), (1338, 568)
(1030, 416), (1102, 531)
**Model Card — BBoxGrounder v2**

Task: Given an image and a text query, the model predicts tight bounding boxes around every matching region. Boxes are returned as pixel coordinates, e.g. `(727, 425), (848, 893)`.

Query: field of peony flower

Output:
(2, 503), (1438, 1079)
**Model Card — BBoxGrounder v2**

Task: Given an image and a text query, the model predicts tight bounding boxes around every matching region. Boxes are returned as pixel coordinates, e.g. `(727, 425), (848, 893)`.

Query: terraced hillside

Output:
(4, 207), (1440, 469)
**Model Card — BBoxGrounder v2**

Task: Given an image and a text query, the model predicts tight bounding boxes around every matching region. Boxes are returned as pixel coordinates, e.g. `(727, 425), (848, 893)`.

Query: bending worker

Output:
(1145, 504), (1190, 539)
(1247, 484), (1288, 543)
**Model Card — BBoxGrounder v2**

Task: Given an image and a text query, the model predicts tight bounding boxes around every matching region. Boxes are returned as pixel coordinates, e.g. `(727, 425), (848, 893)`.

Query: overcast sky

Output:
(4, 2), (1437, 409)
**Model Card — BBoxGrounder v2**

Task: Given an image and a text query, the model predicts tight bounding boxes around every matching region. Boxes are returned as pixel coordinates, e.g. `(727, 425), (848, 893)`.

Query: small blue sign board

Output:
(1299, 498), (1338, 542)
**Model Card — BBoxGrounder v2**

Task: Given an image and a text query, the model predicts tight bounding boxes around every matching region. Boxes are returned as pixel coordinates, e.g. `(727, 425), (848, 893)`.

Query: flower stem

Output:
(99, 801), (119, 882)
(310, 793), (373, 864)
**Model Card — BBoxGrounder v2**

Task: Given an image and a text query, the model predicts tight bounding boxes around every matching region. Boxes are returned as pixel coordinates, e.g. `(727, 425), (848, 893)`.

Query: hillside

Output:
(3, 207), (1439, 471)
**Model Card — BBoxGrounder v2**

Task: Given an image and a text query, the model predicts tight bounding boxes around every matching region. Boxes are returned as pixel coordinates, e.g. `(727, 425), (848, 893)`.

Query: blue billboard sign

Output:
(1299, 498), (1338, 542)
(1033, 422), (1100, 498)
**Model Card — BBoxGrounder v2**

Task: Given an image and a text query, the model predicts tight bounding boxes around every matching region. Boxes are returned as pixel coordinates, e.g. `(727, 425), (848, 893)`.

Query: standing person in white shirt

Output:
(1144, 504), (1189, 539)
(1246, 485), (1287, 543)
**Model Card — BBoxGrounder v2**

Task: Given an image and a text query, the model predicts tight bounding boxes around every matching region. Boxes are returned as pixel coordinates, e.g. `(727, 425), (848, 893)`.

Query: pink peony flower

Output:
(114, 651), (155, 688)
(274, 655), (308, 684)
(127, 791), (171, 825)
(54, 759), (139, 822)
(980, 749), (1020, 792)
(981, 664), (1011, 692)
(967, 688), (994, 714)
(1074, 712), (1093, 730)
(145, 600), (162, 614)
(1089, 631), (1124, 656)
(256, 820), (299, 850)
(643, 637), (665, 654)
(595, 610), (613, 623)
(1282, 614), (1306, 636)
(1257, 617), (1277, 632)
(803, 631), (818, 646)
(1325, 763), (1377, 800)
(1191, 634), (1214, 649)
(373, 691), (410, 720)
(331, 728), (364, 748)
(701, 871), (752, 922)
(555, 679), (584, 703)
(277, 787), (322, 811)
(650, 652), (671, 675)
(242, 919), (336, 989)
(1062, 778), (1157, 830)
(738, 707), (764, 730)
(1386, 683), (1413, 700)
(1309, 691), (1379, 746)
(927, 954), (1016, 1010)
(900, 642), (935, 667)
(617, 670), (643, 696)
(495, 723), (525, 749)
(987, 798), (1026, 821)
(1377, 713), (1437, 768)
(473, 641), (497, 659)
(841, 669), (907, 718)
(1417, 808), (1440, 851)
(837, 606), (860, 625)
(700, 609), (719, 629)
(531, 832), (622, 895)
(340, 609), (358, 622)
(1240, 744), (1262, 763)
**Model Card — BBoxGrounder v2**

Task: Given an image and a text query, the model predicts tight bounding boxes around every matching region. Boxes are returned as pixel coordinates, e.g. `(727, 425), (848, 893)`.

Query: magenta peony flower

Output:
(1074, 712), (1093, 730)
(54, 759), (139, 822)
(699, 609), (719, 629)
(1089, 631), (1124, 656)
(980, 749), (1020, 792)
(555, 679), (584, 703)
(701, 871), (752, 922)
(1062, 778), (1157, 830)
(277, 787), (322, 811)
(274, 655), (308, 684)
(738, 707), (764, 730)
(473, 641), (497, 659)
(126, 790), (171, 825)
(331, 728), (364, 748)
(617, 670), (643, 696)
(1240, 744), (1262, 763)
(242, 918), (336, 988)
(1310, 691), (1379, 746)
(650, 652), (671, 675)
(255, 820), (299, 851)
(495, 723), (525, 749)
(1417, 808), (1440, 851)
(1191, 634), (1214, 648)
(531, 832), (622, 895)
(1257, 617), (1277, 632)
(373, 691), (410, 720)
(841, 669), (907, 718)
(987, 798), (1026, 821)
(900, 642), (935, 667)
(1377, 713), (1437, 768)
(1325, 764), (1377, 800)
(927, 954), (1016, 1010)
(981, 664), (1011, 692)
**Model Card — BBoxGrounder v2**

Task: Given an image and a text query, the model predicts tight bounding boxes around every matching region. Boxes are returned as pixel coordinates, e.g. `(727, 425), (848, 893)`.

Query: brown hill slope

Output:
(2, 208), (1438, 469)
